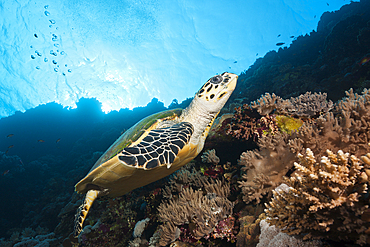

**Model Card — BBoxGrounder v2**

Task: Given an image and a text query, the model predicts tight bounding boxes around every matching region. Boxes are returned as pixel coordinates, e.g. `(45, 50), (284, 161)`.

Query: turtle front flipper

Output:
(73, 189), (100, 237)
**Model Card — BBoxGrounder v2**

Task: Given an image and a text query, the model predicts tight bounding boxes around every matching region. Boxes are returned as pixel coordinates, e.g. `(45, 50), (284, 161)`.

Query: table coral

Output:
(265, 148), (370, 245)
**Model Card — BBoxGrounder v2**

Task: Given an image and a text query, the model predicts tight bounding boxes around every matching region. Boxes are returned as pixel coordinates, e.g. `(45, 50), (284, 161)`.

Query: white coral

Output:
(133, 218), (150, 238)
(257, 220), (322, 247)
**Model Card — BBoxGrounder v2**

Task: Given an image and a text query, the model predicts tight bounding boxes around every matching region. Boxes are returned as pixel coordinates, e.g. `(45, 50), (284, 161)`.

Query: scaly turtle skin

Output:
(73, 72), (238, 237)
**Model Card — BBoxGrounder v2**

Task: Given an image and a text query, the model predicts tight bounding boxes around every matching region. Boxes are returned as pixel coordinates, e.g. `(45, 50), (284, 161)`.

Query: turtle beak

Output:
(223, 73), (238, 92)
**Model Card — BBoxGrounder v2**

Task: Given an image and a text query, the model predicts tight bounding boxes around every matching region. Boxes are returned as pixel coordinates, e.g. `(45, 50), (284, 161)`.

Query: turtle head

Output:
(195, 72), (238, 113)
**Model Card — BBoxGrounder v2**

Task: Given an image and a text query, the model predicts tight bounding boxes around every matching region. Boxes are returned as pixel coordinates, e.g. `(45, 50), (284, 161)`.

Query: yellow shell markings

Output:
(87, 108), (183, 173)
(73, 72), (238, 238)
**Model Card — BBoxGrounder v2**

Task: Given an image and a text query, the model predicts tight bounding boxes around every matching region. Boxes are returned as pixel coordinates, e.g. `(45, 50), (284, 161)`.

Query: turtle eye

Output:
(210, 75), (223, 84)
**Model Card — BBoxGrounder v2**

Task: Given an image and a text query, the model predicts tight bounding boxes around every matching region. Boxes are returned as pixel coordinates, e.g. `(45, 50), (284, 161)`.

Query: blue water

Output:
(0, 0), (353, 119)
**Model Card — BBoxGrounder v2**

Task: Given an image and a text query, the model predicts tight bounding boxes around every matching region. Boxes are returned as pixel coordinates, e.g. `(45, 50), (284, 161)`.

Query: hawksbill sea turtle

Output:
(73, 72), (238, 237)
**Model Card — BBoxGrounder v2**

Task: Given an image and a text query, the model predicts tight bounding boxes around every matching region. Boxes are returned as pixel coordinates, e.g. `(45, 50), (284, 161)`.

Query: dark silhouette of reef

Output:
(0, 97), (171, 239)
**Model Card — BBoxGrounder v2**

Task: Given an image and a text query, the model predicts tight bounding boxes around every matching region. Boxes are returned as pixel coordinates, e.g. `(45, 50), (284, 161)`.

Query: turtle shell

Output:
(88, 108), (183, 173)
(75, 107), (198, 196)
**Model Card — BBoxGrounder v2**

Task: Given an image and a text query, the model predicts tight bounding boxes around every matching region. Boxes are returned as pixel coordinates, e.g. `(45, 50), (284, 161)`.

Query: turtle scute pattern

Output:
(118, 122), (194, 169)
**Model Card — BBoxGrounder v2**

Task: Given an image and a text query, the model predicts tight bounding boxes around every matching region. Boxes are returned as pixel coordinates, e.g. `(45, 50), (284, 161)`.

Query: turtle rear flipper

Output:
(73, 190), (100, 237)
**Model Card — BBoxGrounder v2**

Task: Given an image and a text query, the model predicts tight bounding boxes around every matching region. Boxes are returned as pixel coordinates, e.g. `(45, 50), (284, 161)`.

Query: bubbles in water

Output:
(62, 73), (66, 76)
(52, 34), (58, 41)
(44, 58), (48, 62)
(49, 19), (56, 24)
(35, 51), (42, 56)
(50, 50), (57, 56)
(30, 45), (33, 48)
(49, 25), (52, 28)
(36, 66), (40, 70)
(65, 64), (67, 67)
(34, 34), (38, 38)
(54, 68), (58, 72)
(68, 69), (72, 73)
(60, 51), (65, 55)
(52, 60), (57, 64)
(31, 55), (36, 59)
(44, 11), (50, 16)
(44, 5), (48, 9)
(54, 44), (60, 48)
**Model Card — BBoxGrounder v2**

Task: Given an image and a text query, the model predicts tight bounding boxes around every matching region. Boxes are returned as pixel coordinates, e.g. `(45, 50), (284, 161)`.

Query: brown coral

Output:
(251, 93), (283, 115)
(265, 148), (370, 245)
(283, 92), (333, 117)
(250, 91), (332, 117)
(201, 149), (220, 165)
(289, 88), (370, 158)
(226, 104), (260, 140)
(162, 164), (208, 199)
(157, 179), (233, 246)
(238, 132), (296, 203)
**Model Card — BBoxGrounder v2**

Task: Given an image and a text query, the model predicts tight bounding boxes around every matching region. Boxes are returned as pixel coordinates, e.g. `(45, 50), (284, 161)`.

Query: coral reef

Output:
(133, 218), (150, 238)
(257, 219), (323, 247)
(0, 230), (56, 247)
(2, 2), (370, 247)
(250, 91), (333, 118)
(284, 92), (333, 117)
(226, 104), (260, 141)
(265, 148), (370, 245)
(226, 91), (331, 141)
(237, 87), (370, 206)
(238, 132), (295, 203)
(162, 163), (209, 199)
(251, 93), (283, 116)
(201, 149), (220, 165)
(157, 179), (234, 246)
(234, 204), (265, 247)
(275, 115), (303, 134)
(289, 88), (370, 158)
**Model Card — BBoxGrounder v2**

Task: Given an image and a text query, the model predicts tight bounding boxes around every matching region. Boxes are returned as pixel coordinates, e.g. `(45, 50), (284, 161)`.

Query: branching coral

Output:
(254, 115), (279, 138)
(238, 88), (370, 205)
(289, 88), (370, 158)
(226, 103), (279, 140)
(157, 179), (234, 246)
(283, 92), (333, 117)
(201, 149), (220, 165)
(227, 91), (331, 141)
(251, 93), (283, 115)
(265, 148), (370, 245)
(250, 92), (332, 117)
(226, 104), (260, 140)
